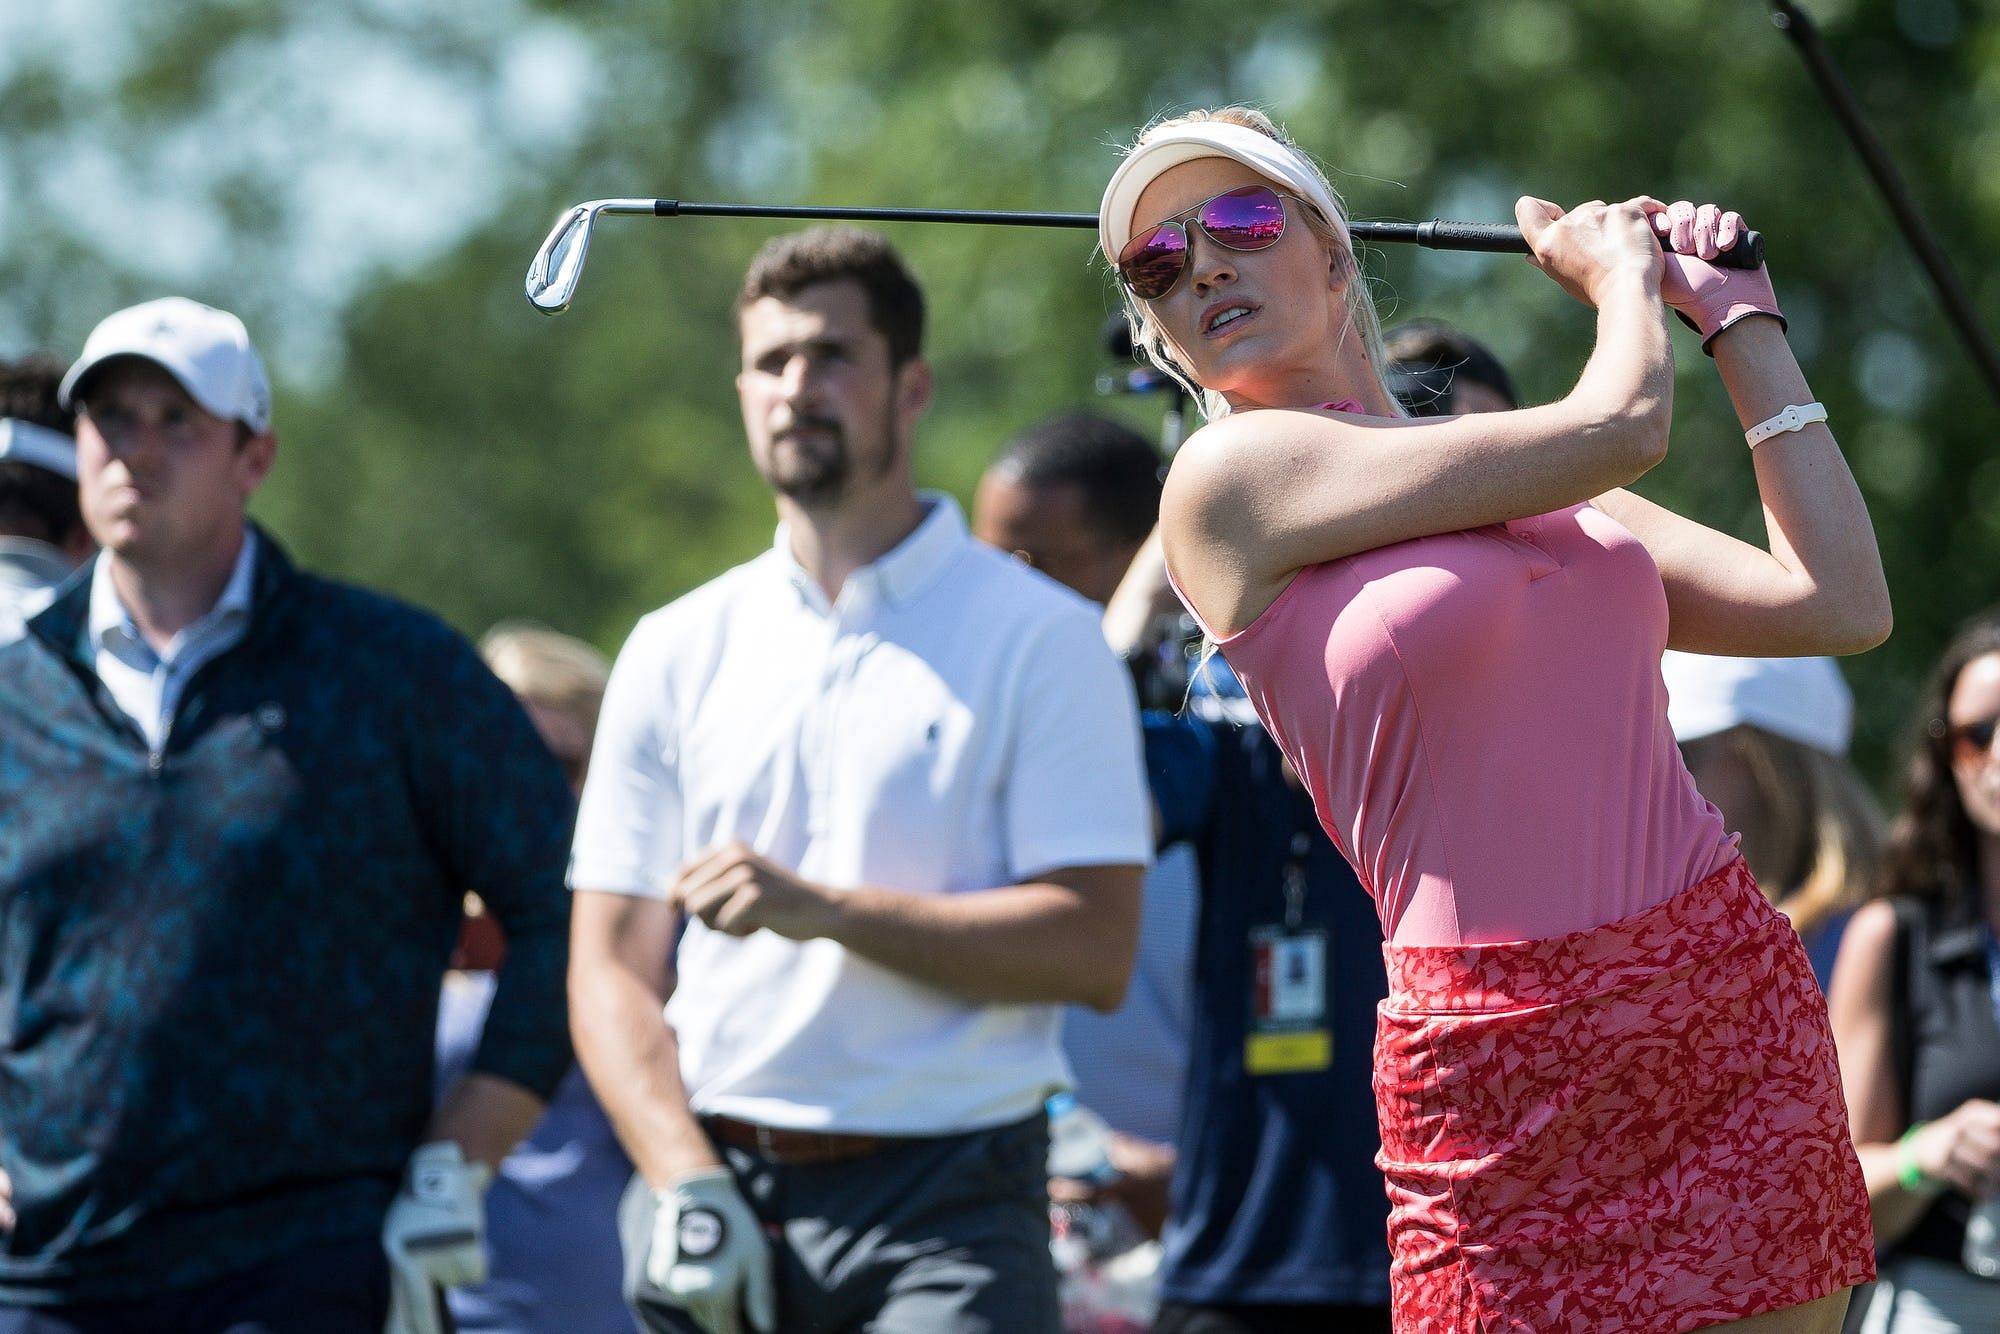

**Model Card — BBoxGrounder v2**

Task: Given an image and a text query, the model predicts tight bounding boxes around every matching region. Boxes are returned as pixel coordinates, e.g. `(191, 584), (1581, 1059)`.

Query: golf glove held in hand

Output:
(1659, 247), (1784, 354)
(383, 1141), (490, 1334)
(623, 1168), (775, 1334)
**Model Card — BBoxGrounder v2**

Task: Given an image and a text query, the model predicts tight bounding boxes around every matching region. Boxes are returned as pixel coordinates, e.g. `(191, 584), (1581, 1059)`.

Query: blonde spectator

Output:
(434, 621), (632, 1334)
(1663, 651), (1886, 987)
(482, 620), (611, 793)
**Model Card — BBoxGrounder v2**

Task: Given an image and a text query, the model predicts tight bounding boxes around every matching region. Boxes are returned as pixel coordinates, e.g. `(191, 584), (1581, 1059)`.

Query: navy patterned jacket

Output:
(0, 528), (574, 1302)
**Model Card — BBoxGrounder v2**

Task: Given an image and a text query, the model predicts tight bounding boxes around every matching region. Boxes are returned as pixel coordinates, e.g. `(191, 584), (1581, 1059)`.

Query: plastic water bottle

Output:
(1045, 1091), (1119, 1184)
(1965, 1194), (2000, 1278)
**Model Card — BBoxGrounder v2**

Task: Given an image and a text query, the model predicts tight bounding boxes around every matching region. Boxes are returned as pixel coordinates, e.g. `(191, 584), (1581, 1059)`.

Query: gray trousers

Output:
(621, 1112), (1058, 1334)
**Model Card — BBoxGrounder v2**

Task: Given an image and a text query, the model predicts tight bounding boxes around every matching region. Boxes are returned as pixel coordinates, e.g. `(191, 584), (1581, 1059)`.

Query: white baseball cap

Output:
(59, 297), (272, 433)
(0, 418), (78, 481)
(1661, 651), (1854, 757)
(1099, 119), (1352, 268)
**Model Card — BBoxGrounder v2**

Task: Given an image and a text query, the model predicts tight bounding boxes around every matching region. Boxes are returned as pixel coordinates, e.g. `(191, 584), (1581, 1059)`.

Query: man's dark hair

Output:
(991, 411), (1163, 547)
(1384, 319), (1519, 417)
(0, 354), (83, 547)
(735, 226), (925, 367)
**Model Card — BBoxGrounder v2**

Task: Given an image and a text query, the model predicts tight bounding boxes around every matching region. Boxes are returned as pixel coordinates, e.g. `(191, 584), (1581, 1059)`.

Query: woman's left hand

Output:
(1652, 200), (1746, 262)
(1647, 199), (1783, 353)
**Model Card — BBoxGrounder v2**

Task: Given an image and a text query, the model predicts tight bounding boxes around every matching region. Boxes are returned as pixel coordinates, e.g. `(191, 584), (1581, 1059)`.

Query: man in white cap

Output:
(0, 298), (576, 1334)
(0, 355), (91, 643)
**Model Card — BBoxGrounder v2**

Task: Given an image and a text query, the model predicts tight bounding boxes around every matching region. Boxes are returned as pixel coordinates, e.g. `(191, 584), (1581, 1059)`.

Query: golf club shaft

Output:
(654, 198), (1765, 268)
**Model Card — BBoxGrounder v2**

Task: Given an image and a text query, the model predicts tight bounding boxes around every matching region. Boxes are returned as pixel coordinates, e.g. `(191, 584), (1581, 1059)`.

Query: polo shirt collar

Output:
(88, 526), (259, 661)
(773, 491), (969, 611)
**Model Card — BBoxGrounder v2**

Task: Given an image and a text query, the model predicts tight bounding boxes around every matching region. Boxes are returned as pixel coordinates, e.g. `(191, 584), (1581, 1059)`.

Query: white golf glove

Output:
(383, 1141), (491, 1334)
(625, 1168), (775, 1334)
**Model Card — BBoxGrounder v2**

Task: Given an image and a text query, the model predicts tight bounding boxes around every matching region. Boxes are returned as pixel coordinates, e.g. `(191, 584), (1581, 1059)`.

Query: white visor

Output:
(1100, 120), (1350, 268)
(0, 418), (78, 481)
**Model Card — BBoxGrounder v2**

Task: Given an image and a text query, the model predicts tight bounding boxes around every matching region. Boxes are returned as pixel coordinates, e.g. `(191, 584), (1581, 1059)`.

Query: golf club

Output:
(525, 196), (1765, 314)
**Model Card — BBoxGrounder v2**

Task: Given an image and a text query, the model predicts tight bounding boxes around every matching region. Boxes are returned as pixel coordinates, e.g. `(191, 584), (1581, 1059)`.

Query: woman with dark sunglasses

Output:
(1100, 106), (1888, 1333)
(1829, 612), (2000, 1331)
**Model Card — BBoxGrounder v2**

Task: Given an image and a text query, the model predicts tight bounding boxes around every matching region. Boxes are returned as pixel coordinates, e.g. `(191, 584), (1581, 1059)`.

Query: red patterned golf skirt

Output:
(1375, 857), (1874, 1332)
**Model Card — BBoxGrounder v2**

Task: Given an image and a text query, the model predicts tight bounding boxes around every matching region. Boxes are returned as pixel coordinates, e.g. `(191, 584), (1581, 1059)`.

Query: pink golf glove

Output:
(1653, 202), (1783, 354)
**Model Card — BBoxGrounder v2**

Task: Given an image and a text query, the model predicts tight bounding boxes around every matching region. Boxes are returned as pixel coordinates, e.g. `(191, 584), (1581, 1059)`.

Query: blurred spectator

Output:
(0, 354), (91, 642)
(567, 228), (1149, 1334)
(1089, 570), (1395, 1331)
(1830, 611), (2000, 1330)
(1383, 318), (1520, 417)
(975, 411), (1184, 1328)
(1139, 710), (1393, 1333)
(1663, 651), (1885, 987)
(0, 298), (573, 1333)
(975, 410), (1164, 621)
(975, 412), (1189, 1147)
(434, 623), (639, 1334)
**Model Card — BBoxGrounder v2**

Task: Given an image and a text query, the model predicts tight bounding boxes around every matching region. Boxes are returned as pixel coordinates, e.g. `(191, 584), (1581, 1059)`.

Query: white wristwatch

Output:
(1744, 401), (1828, 448)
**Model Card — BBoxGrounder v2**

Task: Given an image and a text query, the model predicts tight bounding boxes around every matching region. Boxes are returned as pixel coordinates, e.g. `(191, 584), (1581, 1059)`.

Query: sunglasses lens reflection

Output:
(1117, 186), (1289, 300)
(1203, 185), (1287, 248)
(1953, 717), (1999, 762)
(1119, 225), (1189, 300)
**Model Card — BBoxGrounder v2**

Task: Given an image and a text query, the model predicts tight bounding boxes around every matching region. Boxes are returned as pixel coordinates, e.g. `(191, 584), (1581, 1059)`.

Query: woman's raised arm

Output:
(1163, 196), (1675, 639)
(1595, 319), (1890, 657)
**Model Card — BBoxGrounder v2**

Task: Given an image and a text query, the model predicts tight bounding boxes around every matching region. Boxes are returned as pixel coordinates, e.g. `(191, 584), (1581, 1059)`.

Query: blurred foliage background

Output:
(2, 0), (1996, 783)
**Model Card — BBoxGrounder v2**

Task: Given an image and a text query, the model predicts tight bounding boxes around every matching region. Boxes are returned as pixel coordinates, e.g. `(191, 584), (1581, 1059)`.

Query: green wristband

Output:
(1897, 1122), (1939, 1194)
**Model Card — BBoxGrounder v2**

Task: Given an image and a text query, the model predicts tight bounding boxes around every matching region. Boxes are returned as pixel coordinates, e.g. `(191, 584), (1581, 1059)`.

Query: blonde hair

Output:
(1116, 107), (1398, 422)
(479, 621), (611, 737)
(1680, 725), (1887, 936)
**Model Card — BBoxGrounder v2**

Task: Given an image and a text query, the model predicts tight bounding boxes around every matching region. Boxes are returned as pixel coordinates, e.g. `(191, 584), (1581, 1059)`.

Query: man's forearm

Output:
(428, 1071), (546, 1172)
(823, 872), (1140, 1012)
(1101, 528), (1178, 657)
(570, 969), (718, 1185)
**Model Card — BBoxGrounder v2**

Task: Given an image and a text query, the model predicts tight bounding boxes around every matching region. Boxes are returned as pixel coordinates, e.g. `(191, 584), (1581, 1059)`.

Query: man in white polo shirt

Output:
(568, 227), (1151, 1334)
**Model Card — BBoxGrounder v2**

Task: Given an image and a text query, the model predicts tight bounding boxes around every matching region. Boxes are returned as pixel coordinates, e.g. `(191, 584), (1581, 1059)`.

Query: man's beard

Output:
(765, 414), (898, 506)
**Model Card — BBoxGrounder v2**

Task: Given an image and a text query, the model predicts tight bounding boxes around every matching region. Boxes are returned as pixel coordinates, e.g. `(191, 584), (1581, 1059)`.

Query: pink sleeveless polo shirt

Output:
(1184, 499), (1737, 948)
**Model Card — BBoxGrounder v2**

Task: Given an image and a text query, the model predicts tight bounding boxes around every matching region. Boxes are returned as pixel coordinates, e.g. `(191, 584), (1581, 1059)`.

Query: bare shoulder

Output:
(1159, 414), (1263, 530)
(1158, 413), (1327, 637)
(1162, 409), (1359, 516)
(1828, 898), (1900, 1001)
(1159, 408), (1369, 550)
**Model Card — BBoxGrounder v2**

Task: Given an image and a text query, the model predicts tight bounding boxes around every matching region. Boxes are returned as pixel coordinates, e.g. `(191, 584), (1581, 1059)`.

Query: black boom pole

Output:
(1767, 0), (2000, 412)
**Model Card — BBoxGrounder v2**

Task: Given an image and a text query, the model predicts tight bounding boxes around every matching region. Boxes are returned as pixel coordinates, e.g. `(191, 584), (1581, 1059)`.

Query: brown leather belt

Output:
(703, 1114), (887, 1165)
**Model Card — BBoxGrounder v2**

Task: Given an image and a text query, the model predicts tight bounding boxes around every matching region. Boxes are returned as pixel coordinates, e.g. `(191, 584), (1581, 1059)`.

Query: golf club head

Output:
(525, 203), (597, 315)
(525, 199), (656, 315)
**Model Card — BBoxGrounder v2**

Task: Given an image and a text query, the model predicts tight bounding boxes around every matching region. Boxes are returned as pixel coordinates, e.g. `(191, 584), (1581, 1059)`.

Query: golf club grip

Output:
(1389, 219), (1765, 270)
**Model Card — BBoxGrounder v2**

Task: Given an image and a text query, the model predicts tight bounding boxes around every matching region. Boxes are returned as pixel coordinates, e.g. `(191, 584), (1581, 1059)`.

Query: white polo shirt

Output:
(571, 495), (1151, 1134)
